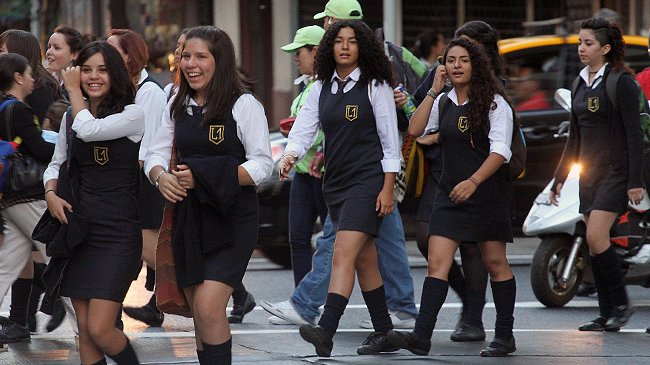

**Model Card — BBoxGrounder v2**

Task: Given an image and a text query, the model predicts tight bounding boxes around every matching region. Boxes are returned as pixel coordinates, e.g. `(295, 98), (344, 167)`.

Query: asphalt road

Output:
(2, 238), (650, 364)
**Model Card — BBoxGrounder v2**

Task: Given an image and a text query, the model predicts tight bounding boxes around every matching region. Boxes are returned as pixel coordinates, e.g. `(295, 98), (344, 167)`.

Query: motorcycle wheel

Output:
(530, 234), (585, 307)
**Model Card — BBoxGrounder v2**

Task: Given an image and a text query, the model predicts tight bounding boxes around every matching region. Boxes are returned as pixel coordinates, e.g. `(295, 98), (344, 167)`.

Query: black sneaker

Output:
(356, 332), (398, 355)
(0, 322), (30, 343)
(386, 330), (430, 356)
(228, 292), (256, 324)
(299, 324), (333, 357)
(123, 303), (164, 327)
(450, 321), (486, 342)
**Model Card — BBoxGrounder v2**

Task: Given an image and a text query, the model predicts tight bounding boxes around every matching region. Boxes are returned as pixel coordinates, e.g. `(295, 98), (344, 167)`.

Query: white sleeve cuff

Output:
(381, 159), (401, 173)
(144, 157), (170, 184)
(241, 160), (269, 186)
(490, 142), (512, 163)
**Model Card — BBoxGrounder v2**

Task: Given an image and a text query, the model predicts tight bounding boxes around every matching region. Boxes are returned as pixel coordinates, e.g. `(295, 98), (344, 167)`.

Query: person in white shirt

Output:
(145, 26), (272, 364)
(388, 37), (517, 357)
(107, 28), (168, 328)
(279, 20), (401, 357)
(43, 41), (145, 365)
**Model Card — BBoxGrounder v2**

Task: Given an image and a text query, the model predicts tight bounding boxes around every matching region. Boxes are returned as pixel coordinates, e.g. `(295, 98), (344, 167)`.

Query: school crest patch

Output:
(457, 116), (469, 133)
(345, 105), (358, 122)
(93, 146), (109, 165)
(209, 125), (225, 145)
(588, 97), (599, 112)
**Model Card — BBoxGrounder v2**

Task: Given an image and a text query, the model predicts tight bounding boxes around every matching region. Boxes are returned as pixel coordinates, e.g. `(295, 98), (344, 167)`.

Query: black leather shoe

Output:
(386, 330), (430, 356)
(480, 337), (516, 357)
(604, 305), (634, 331)
(228, 292), (256, 324)
(356, 332), (398, 355)
(578, 316), (608, 331)
(299, 325), (333, 357)
(123, 303), (164, 327)
(0, 322), (30, 343)
(450, 322), (486, 342)
(46, 300), (67, 333)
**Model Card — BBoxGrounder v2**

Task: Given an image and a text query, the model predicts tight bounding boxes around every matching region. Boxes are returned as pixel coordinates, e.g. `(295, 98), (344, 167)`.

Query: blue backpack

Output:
(0, 98), (19, 191)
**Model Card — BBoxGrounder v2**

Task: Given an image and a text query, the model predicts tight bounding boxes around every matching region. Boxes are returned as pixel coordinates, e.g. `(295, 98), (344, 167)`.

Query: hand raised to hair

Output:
(61, 66), (81, 94)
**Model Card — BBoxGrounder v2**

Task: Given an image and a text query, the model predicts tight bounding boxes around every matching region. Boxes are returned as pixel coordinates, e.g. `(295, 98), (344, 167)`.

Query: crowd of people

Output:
(0, 0), (649, 364)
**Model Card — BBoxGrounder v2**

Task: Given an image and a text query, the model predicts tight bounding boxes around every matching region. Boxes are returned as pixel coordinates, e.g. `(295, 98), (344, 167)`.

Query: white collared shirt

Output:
(136, 69), (167, 161)
(144, 93), (273, 186)
(579, 63), (608, 88)
(424, 88), (513, 162)
(284, 67), (401, 173)
(43, 104), (145, 185)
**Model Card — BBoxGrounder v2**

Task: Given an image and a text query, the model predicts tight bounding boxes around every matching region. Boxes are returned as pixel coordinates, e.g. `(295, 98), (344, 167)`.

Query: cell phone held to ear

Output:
(279, 117), (296, 133)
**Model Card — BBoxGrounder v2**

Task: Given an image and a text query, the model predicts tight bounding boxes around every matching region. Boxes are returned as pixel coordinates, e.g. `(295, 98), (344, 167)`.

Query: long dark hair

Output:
(454, 21), (503, 78)
(171, 26), (248, 125)
(314, 20), (394, 87)
(581, 17), (627, 73)
(0, 53), (29, 94)
(0, 30), (60, 98)
(53, 25), (86, 55)
(443, 37), (506, 132)
(74, 41), (135, 118)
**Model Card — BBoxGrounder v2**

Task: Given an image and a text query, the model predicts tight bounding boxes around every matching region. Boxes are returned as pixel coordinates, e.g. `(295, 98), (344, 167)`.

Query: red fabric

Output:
(516, 91), (551, 111)
(637, 68), (650, 98)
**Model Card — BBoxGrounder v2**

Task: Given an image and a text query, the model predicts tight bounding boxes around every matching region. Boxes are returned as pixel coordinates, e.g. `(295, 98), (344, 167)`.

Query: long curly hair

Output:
(314, 20), (393, 87)
(443, 37), (506, 132)
(74, 42), (135, 118)
(580, 17), (628, 73)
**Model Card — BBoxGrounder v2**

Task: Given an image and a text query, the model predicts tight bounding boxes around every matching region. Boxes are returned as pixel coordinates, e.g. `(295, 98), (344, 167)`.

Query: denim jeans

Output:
(291, 205), (417, 322)
(289, 173), (328, 286)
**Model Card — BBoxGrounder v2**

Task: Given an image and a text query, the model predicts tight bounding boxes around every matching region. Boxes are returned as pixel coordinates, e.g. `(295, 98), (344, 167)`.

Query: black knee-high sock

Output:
(318, 293), (349, 338)
(107, 337), (140, 365)
(89, 358), (107, 365)
(413, 277), (449, 340)
(8, 278), (32, 326)
(491, 277), (516, 340)
(596, 246), (628, 307)
(27, 283), (43, 320)
(447, 260), (465, 304)
(590, 255), (611, 318)
(144, 266), (155, 291)
(231, 282), (248, 305)
(460, 242), (487, 326)
(32, 263), (46, 291)
(200, 339), (232, 365)
(361, 286), (392, 333)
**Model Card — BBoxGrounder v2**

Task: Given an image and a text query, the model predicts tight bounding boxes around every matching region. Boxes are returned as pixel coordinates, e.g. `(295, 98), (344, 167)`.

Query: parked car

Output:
(256, 34), (650, 268)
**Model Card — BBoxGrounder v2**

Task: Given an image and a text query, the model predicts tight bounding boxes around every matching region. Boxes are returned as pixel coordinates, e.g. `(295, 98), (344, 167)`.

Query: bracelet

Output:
(468, 176), (480, 187)
(154, 169), (167, 188)
(44, 188), (56, 196)
(426, 88), (439, 99)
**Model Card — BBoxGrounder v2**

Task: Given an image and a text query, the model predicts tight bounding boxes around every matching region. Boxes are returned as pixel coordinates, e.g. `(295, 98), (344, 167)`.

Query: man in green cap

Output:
(313, 0), (363, 24)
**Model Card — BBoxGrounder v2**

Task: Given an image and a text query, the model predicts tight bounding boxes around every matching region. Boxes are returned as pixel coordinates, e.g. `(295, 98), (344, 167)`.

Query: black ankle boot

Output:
(107, 338), (140, 365)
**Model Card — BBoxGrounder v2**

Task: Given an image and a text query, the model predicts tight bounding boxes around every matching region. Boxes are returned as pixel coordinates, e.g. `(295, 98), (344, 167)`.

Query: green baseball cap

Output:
(281, 25), (325, 52)
(313, 0), (363, 20)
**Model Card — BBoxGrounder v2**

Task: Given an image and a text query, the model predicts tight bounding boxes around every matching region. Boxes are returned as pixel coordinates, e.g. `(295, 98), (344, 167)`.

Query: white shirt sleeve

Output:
(144, 97), (176, 183)
(371, 81), (401, 172)
(424, 93), (444, 135)
(72, 104), (145, 143)
(137, 83), (168, 160)
(285, 80), (323, 159)
(232, 94), (274, 185)
(488, 94), (513, 162)
(43, 113), (69, 186)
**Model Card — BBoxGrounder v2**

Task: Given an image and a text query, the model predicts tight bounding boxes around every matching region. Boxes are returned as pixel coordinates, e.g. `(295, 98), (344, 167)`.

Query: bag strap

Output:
(0, 99), (17, 142)
(437, 92), (450, 126)
(65, 107), (74, 170)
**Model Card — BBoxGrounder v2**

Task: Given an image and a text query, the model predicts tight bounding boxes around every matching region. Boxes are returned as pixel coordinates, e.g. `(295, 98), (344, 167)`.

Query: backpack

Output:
(438, 93), (527, 181)
(383, 41), (427, 95)
(571, 70), (650, 143)
(394, 134), (429, 202)
(0, 98), (19, 191)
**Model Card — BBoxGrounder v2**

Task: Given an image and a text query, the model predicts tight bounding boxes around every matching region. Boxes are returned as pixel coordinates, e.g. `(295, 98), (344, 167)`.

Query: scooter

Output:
(522, 89), (650, 308)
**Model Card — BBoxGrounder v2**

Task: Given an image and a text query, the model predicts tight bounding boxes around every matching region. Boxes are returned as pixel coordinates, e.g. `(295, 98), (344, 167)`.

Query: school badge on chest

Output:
(588, 97), (599, 112)
(457, 116), (469, 133)
(209, 125), (225, 145)
(93, 146), (109, 165)
(345, 105), (358, 122)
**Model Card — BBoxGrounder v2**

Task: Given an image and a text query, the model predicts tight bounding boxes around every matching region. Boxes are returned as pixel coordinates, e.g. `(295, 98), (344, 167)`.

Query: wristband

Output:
(468, 176), (480, 187)
(44, 189), (56, 196)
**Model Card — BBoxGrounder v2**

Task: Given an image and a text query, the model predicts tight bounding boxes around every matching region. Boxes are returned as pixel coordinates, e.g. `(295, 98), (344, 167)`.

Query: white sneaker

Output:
(267, 315), (294, 325)
(358, 310), (416, 329)
(260, 300), (313, 325)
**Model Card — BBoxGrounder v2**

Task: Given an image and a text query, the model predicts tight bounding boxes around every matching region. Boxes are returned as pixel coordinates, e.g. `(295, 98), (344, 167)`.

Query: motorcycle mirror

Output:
(554, 120), (571, 138)
(555, 88), (572, 112)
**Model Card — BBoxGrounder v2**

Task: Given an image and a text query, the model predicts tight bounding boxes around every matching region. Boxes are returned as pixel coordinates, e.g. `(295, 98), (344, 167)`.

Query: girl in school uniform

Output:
(144, 26), (273, 364)
(279, 20), (401, 357)
(43, 41), (145, 364)
(551, 18), (643, 332)
(107, 28), (168, 327)
(388, 37), (517, 357)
